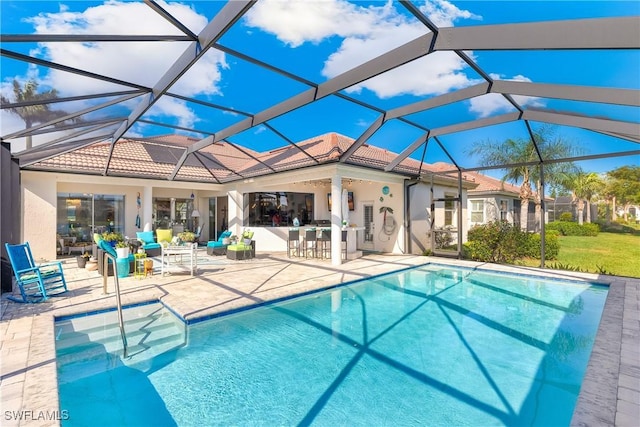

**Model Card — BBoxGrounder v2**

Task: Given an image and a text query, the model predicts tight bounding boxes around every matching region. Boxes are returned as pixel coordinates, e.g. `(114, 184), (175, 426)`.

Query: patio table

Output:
(161, 243), (198, 276)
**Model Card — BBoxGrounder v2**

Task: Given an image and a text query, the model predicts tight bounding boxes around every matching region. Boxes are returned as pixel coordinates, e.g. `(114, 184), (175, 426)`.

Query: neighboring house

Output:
(548, 196), (575, 222)
(462, 170), (523, 227)
(18, 133), (478, 262)
(627, 206), (640, 223)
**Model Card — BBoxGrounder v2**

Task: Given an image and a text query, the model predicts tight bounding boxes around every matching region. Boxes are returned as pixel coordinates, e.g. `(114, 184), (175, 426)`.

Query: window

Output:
(499, 200), (509, 221)
(470, 200), (484, 223)
(444, 196), (456, 226)
(57, 193), (124, 242)
(513, 199), (521, 226)
(153, 198), (195, 230)
(244, 192), (314, 226)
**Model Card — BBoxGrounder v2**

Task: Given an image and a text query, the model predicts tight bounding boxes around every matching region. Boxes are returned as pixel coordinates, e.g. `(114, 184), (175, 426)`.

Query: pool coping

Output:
(1, 254), (638, 426)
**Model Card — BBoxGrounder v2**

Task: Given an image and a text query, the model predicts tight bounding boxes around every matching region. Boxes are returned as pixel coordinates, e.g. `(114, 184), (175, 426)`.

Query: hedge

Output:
(464, 221), (559, 263)
(546, 221), (599, 236)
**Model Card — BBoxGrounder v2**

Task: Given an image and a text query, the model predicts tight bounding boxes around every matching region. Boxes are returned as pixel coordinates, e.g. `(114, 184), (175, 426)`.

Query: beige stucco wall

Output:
(225, 165), (407, 254)
(22, 171), (220, 261)
(20, 165), (469, 261)
(22, 173), (57, 261)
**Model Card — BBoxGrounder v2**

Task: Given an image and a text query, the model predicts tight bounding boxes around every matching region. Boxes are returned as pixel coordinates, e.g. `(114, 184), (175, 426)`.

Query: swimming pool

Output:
(56, 264), (608, 426)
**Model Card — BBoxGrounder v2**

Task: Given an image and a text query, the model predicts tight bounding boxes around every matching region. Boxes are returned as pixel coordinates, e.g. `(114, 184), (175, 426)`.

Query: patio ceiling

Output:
(1, 0), (639, 183)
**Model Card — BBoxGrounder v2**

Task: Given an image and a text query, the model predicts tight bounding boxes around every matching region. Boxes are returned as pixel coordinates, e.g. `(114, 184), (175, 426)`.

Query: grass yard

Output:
(521, 232), (640, 278)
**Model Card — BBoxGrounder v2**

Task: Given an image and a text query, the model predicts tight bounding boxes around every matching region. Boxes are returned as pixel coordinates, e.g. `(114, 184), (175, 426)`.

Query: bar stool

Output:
(288, 228), (300, 258)
(318, 229), (331, 259)
(341, 230), (348, 260)
(303, 228), (317, 258)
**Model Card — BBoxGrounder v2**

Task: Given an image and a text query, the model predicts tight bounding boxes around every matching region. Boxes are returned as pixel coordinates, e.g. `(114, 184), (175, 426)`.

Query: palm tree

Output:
(1, 79), (59, 149)
(467, 137), (536, 231)
(562, 170), (603, 224)
(467, 125), (577, 231)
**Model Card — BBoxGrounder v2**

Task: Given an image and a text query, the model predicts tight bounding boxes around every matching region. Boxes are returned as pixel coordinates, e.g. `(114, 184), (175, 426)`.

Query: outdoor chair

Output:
(303, 228), (317, 259)
(318, 229), (331, 259)
(135, 230), (161, 257)
(226, 230), (255, 260)
(95, 236), (134, 277)
(341, 230), (348, 260)
(287, 228), (300, 257)
(5, 242), (68, 303)
(207, 230), (232, 255)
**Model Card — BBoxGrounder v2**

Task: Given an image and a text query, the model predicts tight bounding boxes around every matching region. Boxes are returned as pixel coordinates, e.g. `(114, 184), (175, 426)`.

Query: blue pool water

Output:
(56, 264), (608, 426)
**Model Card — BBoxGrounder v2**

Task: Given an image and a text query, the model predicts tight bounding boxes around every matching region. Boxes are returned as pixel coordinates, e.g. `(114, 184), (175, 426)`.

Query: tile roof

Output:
(27, 133), (473, 184)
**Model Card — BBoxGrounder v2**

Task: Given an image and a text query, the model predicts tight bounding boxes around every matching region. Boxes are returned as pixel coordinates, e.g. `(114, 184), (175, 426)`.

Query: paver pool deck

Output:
(1, 252), (638, 426)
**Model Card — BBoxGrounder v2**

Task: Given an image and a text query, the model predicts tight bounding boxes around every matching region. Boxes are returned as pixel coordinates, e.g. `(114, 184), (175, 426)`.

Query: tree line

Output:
(468, 124), (639, 228)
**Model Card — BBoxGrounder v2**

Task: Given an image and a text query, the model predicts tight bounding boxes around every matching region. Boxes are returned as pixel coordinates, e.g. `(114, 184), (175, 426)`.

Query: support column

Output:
(143, 185), (153, 231)
(331, 175), (342, 266)
(1, 142), (20, 292)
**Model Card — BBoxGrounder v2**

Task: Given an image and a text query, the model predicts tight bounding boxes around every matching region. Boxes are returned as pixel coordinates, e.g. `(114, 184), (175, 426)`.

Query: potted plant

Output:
(76, 251), (91, 268)
(101, 231), (123, 247)
(177, 231), (196, 243)
(115, 241), (129, 258)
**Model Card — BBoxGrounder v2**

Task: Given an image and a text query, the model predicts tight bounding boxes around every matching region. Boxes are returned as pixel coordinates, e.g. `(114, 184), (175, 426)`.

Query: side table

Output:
(134, 253), (147, 279)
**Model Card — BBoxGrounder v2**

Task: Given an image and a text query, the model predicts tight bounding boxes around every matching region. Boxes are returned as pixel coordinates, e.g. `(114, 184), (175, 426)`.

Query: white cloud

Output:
(18, 1), (224, 125)
(419, 0), (482, 27)
(149, 97), (199, 130)
(244, 0), (394, 47)
(469, 74), (545, 117)
(246, 0), (480, 99)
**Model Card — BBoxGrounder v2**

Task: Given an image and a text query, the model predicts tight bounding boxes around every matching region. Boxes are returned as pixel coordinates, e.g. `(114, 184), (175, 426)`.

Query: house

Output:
(18, 132), (479, 263)
(462, 169), (523, 227)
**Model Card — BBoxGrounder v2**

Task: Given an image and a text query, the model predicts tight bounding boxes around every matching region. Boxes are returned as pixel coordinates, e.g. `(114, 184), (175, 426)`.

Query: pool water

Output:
(56, 264), (608, 426)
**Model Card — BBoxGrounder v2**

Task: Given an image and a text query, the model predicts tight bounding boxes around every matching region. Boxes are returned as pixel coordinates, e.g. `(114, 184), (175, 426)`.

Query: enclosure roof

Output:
(1, 1), (639, 182)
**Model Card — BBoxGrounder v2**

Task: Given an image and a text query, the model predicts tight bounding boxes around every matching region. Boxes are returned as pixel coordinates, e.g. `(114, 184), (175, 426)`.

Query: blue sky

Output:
(1, 0), (638, 177)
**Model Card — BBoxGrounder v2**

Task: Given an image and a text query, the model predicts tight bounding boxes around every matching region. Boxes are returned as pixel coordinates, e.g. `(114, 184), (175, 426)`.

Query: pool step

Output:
(55, 303), (186, 372)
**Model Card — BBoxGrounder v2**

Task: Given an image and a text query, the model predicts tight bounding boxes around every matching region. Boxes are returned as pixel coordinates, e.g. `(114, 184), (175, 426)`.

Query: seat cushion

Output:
(207, 241), (225, 248)
(143, 242), (161, 250)
(156, 229), (172, 244)
(136, 231), (155, 245)
(98, 239), (117, 258)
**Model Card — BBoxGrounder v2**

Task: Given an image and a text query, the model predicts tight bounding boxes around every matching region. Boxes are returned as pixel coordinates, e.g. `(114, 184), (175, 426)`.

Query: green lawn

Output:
(521, 232), (640, 278)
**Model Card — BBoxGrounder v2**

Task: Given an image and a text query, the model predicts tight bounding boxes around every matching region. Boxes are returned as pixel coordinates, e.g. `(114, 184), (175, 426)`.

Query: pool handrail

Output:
(102, 251), (129, 358)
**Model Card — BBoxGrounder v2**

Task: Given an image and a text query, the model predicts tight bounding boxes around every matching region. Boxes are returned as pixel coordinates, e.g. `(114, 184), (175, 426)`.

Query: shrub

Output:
(523, 232), (560, 260)
(465, 221), (528, 263)
(546, 221), (599, 236)
(558, 212), (573, 222)
(464, 221), (560, 263)
(434, 225), (455, 249)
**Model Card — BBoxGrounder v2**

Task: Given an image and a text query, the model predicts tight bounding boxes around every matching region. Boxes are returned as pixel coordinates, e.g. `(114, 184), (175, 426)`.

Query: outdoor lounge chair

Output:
(207, 230), (232, 255)
(136, 230), (162, 257)
(5, 242), (68, 303)
(226, 230), (255, 260)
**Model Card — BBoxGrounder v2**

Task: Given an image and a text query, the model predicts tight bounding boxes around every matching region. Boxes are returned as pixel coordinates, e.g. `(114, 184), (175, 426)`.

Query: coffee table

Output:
(161, 243), (198, 276)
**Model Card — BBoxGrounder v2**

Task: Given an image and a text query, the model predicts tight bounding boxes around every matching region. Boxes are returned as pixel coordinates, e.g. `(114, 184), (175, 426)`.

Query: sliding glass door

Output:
(57, 193), (124, 243)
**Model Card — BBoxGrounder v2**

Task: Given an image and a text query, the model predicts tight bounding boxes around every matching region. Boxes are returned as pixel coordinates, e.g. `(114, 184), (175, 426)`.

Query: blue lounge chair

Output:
(135, 230), (162, 256)
(207, 230), (232, 255)
(5, 242), (68, 303)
